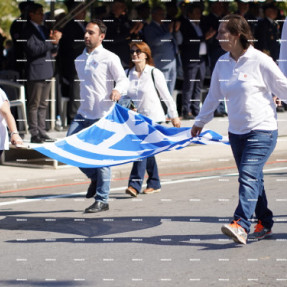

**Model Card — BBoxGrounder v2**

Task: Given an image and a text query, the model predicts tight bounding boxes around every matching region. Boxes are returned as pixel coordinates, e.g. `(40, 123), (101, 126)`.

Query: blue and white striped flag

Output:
(34, 104), (229, 168)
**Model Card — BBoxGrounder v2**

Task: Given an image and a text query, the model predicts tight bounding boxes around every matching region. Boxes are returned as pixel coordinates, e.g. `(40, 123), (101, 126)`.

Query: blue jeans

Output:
(67, 114), (111, 203)
(229, 130), (278, 233)
(128, 156), (161, 193)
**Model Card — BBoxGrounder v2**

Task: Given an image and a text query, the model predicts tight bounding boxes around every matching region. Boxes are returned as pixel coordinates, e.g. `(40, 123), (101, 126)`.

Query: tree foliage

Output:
(0, 1), (19, 37)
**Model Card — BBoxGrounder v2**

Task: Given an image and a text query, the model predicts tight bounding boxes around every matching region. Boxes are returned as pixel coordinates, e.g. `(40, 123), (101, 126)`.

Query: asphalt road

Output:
(0, 160), (287, 287)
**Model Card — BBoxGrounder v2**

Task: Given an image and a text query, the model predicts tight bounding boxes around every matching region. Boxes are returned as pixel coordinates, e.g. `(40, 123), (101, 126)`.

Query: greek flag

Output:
(34, 104), (229, 168)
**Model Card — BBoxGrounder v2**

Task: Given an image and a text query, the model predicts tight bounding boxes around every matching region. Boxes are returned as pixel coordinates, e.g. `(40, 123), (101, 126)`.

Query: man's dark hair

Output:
(90, 19), (107, 34)
(28, 3), (43, 14)
(19, 0), (34, 13)
(187, 3), (204, 15)
(151, 6), (165, 15)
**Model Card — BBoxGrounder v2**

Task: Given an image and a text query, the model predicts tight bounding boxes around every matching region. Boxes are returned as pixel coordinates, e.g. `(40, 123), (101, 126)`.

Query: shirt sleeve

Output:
(152, 68), (178, 119)
(0, 88), (8, 109)
(109, 54), (129, 95)
(24, 32), (55, 58)
(278, 17), (287, 76)
(261, 54), (287, 104)
(194, 62), (223, 127)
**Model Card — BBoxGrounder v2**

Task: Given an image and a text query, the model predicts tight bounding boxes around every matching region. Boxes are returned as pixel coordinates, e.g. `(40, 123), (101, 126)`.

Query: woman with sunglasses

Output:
(125, 41), (181, 197)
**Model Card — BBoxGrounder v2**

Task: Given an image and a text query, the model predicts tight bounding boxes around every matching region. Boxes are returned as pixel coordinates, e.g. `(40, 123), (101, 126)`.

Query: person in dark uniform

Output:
(9, 0), (34, 76)
(134, 1), (150, 41)
(235, 0), (249, 18)
(103, 0), (143, 68)
(254, 2), (284, 112)
(254, 2), (280, 62)
(180, 3), (211, 119)
(57, 3), (87, 124)
(244, 2), (261, 37)
(201, 1), (227, 117)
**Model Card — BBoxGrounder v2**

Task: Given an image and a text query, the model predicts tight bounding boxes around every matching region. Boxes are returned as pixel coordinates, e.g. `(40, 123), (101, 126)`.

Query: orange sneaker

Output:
(221, 219), (247, 244)
(248, 220), (272, 240)
(125, 186), (138, 197)
(143, 187), (161, 194)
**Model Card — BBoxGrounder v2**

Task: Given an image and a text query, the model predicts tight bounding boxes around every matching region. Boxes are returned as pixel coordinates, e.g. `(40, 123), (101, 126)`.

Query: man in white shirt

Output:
(67, 19), (129, 213)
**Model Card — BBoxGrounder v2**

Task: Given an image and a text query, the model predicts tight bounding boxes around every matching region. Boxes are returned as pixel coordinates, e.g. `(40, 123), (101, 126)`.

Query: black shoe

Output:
(182, 113), (194, 120)
(276, 106), (285, 113)
(30, 135), (44, 144)
(86, 180), (97, 198)
(40, 134), (56, 142)
(214, 111), (225, 117)
(84, 201), (109, 213)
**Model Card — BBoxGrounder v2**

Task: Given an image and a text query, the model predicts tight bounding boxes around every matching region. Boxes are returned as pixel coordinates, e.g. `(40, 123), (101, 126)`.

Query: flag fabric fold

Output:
(33, 104), (229, 168)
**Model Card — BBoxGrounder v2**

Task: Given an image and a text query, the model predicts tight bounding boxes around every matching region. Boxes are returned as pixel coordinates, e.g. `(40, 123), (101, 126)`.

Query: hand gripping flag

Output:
(34, 104), (229, 168)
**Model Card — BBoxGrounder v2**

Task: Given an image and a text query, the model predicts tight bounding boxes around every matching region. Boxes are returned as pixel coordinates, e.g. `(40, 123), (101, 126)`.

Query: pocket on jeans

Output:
(251, 130), (273, 138)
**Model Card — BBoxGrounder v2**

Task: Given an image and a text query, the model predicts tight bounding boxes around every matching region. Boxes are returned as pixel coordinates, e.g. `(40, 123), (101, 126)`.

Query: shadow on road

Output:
(1, 215), (286, 249)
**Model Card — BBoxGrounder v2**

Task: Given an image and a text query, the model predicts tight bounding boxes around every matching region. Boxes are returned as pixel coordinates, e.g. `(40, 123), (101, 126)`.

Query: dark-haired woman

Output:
(191, 14), (287, 244)
(125, 41), (181, 197)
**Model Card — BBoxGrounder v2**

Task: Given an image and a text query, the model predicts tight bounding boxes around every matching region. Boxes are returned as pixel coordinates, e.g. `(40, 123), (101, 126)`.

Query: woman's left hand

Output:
(110, 90), (121, 102)
(273, 96), (282, 107)
(11, 134), (23, 147)
(171, 117), (181, 128)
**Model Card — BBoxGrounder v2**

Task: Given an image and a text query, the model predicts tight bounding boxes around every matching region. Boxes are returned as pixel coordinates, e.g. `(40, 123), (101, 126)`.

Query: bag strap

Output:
(126, 69), (130, 77)
(151, 68), (161, 100)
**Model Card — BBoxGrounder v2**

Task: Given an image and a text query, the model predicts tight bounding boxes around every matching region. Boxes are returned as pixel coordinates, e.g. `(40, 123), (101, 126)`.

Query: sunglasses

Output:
(130, 49), (142, 55)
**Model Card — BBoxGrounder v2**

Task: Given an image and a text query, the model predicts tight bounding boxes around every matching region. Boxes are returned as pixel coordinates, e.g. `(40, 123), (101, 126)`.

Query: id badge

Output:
(238, 72), (248, 81)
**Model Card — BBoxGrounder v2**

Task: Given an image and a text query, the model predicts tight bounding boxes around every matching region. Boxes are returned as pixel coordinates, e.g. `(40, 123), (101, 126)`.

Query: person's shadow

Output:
(1, 213), (285, 250)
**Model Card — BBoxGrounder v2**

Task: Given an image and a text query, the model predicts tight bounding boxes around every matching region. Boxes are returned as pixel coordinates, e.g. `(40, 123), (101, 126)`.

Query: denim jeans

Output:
(67, 114), (111, 203)
(229, 130), (278, 233)
(128, 156), (161, 193)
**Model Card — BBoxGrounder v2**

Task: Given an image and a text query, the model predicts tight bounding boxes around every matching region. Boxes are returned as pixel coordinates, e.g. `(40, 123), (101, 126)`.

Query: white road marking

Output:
(0, 167), (286, 207)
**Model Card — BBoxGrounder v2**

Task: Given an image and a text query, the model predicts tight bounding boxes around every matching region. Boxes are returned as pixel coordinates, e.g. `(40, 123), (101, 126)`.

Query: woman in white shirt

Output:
(191, 14), (287, 245)
(0, 88), (23, 156)
(125, 41), (181, 197)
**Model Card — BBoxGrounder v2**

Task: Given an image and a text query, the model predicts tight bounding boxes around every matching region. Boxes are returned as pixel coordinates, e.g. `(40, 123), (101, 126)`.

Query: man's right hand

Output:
(50, 30), (62, 44)
(191, 125), (203, 138)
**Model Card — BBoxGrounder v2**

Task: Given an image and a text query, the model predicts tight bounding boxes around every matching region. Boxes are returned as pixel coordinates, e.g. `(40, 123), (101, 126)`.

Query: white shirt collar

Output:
(227, 45), (254, 61)
(85, 44), (104, 55)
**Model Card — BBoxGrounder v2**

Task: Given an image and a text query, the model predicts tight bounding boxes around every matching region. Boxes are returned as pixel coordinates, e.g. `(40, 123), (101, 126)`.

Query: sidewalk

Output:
(1, 114), (286, 192)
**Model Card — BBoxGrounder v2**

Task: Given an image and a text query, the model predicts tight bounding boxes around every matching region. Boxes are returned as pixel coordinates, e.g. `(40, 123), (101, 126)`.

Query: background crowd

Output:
(0, 0), (287, 141)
